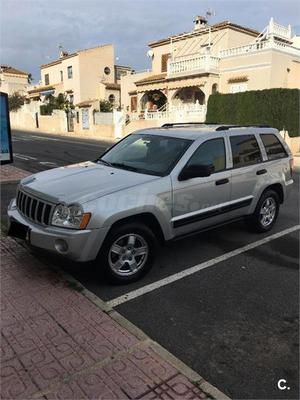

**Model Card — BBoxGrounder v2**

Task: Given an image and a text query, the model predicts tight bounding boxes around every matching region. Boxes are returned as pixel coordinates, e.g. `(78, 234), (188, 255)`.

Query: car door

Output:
(226, 132), (265, 218)
(171, 137), (231, 236)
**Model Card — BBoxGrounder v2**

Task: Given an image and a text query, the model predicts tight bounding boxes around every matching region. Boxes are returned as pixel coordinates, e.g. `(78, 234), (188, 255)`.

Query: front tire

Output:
(98, 222), (157, 284)
(246, 190), (280, 233)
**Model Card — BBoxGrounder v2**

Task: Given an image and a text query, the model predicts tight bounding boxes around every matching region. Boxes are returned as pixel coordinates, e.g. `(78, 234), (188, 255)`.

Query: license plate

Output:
(8, 221), (30, 241)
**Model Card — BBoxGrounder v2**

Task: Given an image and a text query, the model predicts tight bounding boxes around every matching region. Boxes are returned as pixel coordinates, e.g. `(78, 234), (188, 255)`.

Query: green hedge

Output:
(206, 89), (300, 137)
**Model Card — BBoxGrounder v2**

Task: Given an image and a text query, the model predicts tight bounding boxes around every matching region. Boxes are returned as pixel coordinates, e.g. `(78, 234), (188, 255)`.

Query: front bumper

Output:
(7, 201), (108, 262)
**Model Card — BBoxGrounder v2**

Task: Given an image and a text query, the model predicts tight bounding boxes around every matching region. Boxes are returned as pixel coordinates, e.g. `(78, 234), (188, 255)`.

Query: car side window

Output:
(230, 135), (262, 168)
(187, 138), (226, 173)
(260, 134), (287, 160)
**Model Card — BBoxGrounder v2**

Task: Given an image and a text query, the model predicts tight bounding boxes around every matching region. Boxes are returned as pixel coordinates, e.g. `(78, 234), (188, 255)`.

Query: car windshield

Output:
(98, 134), (192, 176)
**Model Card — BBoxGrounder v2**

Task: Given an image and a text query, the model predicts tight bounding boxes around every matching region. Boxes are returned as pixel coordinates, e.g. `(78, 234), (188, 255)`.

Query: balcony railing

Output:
(168, 55), (219, 77)
(268, 19), (292, 40)
(130, 103), (207, 122)
(219, 39), (300, 58)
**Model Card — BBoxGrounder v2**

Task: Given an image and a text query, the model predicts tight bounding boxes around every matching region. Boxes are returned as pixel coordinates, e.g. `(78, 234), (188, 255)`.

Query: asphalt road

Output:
(2, 129), (299, 399)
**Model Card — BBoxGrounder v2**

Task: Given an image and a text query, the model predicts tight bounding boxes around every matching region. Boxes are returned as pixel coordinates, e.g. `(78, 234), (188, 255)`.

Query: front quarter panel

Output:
(83, 176), (173, 240)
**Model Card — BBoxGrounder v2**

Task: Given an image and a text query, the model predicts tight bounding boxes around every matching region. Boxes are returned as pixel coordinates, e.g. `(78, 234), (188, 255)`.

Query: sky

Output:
(1, 0), (299, 83)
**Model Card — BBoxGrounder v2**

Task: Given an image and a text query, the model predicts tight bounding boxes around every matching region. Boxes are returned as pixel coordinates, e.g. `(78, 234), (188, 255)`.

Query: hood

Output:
(20, 161), (159, 204)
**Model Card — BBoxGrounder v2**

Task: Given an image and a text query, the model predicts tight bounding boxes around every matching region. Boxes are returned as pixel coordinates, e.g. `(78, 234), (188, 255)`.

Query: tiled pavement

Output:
(0, 233), (213, 400)
(0, 165), (31, 183)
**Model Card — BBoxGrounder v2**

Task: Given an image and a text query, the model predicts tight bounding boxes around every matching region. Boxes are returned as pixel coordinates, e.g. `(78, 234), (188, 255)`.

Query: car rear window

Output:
(230, 135), (262, 168)
(260, 134), (287, 160)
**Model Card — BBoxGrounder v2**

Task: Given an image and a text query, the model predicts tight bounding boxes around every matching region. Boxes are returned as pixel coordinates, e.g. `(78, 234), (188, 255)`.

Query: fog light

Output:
(54, 239), (68, 254)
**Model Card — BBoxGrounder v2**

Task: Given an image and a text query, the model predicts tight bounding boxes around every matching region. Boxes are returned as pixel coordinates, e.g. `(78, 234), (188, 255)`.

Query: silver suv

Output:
(8, 124), (294, 283)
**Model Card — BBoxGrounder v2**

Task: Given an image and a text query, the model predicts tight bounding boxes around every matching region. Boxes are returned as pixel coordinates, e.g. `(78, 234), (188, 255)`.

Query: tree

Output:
(100, 100), (113, 112)
(40, 93), (74, 115)
(8, 92), (26, 111)
(27, 73), (33, 84)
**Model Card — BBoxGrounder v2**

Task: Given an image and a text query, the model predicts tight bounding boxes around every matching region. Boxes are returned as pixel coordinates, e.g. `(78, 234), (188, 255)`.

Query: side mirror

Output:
(178, 164), (214, 181)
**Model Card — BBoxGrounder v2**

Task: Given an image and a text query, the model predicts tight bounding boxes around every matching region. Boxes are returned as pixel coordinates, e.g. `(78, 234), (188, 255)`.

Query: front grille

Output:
(16, 189), (55, 226)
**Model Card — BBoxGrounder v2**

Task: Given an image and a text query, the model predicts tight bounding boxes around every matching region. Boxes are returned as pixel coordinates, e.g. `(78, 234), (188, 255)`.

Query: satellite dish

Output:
(147, 50), (154, 58)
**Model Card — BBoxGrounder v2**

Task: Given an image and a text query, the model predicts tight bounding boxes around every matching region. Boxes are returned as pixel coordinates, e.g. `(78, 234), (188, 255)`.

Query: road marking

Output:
(39, 161), (58, 167)
(14, 153), (37, 161)
(13, 133), (110, 148)
(107, 225), (300, 308)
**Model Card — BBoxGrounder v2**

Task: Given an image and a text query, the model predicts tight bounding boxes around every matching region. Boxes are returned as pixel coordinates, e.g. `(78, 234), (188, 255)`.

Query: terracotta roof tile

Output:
(104, 83), (121, 90)
(0, 65), (28, 76)
(135, 73), (167, 85)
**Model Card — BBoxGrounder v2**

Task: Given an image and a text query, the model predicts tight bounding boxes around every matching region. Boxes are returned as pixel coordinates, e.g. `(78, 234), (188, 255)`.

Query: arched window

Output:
(108, 94), (115, 104)
(212, 83), (218, 94)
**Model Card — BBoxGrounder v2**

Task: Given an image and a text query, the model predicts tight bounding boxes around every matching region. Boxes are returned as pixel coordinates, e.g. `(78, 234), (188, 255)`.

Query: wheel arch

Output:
(108, 212), (166, 244)
(262, 183), (284, 204)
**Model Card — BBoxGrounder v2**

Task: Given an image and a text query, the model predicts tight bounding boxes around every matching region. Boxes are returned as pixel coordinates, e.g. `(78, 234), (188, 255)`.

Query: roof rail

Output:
(161, 122), (209, 128)
(215, 124), (271, 131)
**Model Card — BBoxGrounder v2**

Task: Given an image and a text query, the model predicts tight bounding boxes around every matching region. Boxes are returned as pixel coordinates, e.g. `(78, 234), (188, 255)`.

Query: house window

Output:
(130, 96), (137, 112)
(230, 83), (248, 93)
(69, 94), (74, 104)
(104, 66), (111, 75)
(161, 53), (171, 73)
(108, 94), (115, 104)
(45, 74), (49, 85)
(76, 111), (79, 123)
(67, 66), (73, 79)
(212, 83), (218, 94)
(60, 71), (63, 82)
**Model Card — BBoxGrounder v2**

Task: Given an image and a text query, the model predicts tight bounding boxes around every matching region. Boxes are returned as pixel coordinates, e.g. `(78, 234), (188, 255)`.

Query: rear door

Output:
(227, 132), (265, 217)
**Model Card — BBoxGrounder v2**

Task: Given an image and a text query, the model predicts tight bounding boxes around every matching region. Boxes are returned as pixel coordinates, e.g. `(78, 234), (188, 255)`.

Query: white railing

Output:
(268, 18), (292, 39)
(220, 39), (300, 58)
(168, 55), (219, 76)
(130, 103), (207, 122)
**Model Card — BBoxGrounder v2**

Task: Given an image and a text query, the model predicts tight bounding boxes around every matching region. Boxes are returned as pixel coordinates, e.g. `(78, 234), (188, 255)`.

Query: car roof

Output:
(132, 124), (278, 141)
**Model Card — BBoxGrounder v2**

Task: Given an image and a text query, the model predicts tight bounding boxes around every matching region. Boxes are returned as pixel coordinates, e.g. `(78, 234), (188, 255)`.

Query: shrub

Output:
(206, 89), (300, 137)
(8, 92), (25, 111)
(100, 100), (113, 112)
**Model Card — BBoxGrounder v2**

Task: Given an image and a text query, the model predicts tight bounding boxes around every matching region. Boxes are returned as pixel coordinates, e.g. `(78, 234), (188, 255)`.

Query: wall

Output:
(79, 45), (115, 103)
(120, 71), (152, 111)
(0, 73), (28, 95)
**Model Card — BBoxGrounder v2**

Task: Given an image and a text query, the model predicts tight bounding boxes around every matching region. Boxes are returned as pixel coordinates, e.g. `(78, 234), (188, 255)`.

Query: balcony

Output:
(219, 39), (300, 58)
(167, 54), (219, 77)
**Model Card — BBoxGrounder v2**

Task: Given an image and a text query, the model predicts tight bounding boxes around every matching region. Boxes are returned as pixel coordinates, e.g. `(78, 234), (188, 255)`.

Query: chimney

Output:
(59, 50), (69, 59)
(194, 15), (208, 30)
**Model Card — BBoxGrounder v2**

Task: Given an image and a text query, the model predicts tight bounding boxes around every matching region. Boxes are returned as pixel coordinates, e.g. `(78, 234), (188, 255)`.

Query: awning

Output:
(40, 89), (55, 96)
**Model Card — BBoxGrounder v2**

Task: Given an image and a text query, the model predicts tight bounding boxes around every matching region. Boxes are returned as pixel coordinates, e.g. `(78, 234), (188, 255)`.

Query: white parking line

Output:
(39, 161), (58, 167)
(14, 153), (37, 161)
(107, 225), (300, 308)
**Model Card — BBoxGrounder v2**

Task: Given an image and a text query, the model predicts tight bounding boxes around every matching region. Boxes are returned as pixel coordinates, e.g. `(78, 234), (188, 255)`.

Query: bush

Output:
(100, 100), (113, 112)
(8, 92), (25, 111)
(206, 89), (300, 137)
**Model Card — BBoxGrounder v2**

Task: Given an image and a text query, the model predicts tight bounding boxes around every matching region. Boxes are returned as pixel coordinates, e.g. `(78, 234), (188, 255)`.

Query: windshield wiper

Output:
(110, 162), (140, 172)
(97, 158), (113, 167)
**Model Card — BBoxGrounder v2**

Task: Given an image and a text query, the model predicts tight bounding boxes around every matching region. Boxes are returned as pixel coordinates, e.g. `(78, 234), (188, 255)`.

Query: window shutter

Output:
(161, 54), (170, 73)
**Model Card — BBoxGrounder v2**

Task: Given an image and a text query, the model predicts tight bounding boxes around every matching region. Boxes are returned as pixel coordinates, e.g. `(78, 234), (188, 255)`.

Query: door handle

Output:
(215, 178), (229, 185)
(256, 169), (267, 175)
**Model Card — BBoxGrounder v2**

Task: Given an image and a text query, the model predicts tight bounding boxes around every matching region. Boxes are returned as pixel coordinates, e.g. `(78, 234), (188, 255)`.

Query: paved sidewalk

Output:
(0, 233), (220, 400)
(0, 164), (31, 183)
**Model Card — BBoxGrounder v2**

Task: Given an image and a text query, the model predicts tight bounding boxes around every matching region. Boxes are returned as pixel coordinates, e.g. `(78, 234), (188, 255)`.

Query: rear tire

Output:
(98, 222), (158, 284)
(245, 190), (280, 233)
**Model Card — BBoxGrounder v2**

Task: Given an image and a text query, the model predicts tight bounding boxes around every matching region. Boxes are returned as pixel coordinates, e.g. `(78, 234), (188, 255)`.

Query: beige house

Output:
(121, 17), (300, 126)
(27, 45), (131, 109)
(0, 65), (29, 95)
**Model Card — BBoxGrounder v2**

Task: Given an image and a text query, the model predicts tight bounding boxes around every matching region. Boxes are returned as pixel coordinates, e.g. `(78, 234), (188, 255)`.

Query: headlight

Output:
(51, 204), (91, 229)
